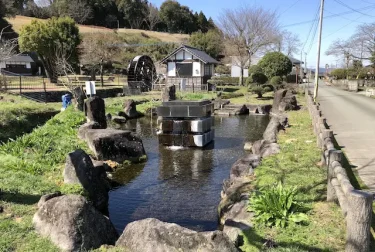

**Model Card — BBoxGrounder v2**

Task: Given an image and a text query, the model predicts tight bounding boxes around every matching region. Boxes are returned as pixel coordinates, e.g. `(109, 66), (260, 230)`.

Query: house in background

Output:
(0, 54), (35, 76)
(160, 45), (219, 91)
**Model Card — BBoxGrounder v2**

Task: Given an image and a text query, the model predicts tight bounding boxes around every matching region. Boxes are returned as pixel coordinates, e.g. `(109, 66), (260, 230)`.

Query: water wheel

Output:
(127, 55), (157, 92)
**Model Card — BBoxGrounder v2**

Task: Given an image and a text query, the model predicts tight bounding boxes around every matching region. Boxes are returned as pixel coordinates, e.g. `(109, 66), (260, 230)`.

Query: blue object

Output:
(62, 94), (72, 109)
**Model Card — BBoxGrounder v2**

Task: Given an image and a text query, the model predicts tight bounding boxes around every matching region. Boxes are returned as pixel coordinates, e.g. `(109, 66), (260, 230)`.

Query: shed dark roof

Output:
(160, 45), (220, 64)
(288, 56), (303, 65)
(2, 54), (34, 63)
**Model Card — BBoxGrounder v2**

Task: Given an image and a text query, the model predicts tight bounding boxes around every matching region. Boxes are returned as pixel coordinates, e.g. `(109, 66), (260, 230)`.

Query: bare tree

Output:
(219, 5), (280, 85)
(0, 26), (18, 61)
(326, 39), (353, 75)
(79, 33), (122, 87)
(66, 0), (93, 24)
(275, 30), (301, 57)
(54, 44), (86, 110)
(146, 3), (160, 31)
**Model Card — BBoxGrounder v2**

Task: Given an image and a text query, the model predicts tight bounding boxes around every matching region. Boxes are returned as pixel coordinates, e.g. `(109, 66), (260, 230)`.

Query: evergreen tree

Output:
(197, 11), (208, 32)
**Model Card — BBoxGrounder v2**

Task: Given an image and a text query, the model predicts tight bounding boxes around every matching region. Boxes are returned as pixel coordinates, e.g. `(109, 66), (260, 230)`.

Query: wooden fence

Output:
(305, 91), (373, 252)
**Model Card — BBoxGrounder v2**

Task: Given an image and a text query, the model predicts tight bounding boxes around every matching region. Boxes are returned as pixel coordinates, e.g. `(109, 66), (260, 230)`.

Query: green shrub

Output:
(245, 76), (253, 86)
(330, 68), (347, 79)
(270, 76), (283, 85)
(207, 79), (224, 85)
(249, 182), (308, 228)
(251, 72), (268, 85)
(258, 52), (293, 79)
(250, 86), (265, 98)
(211, 76), (240, 85)
(263, 86), (272, 93)
(248, 65), (263, 75)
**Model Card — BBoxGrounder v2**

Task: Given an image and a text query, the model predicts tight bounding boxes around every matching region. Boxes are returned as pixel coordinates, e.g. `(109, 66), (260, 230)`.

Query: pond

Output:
(109, 114), (269, 233)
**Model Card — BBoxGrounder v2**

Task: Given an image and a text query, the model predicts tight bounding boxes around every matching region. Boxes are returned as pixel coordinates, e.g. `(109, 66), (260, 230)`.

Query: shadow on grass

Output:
(257, 96), (274, 101)
(241, 227), (326, 252)
(331, 135), (375, 250)
(0, 191), (41, 205)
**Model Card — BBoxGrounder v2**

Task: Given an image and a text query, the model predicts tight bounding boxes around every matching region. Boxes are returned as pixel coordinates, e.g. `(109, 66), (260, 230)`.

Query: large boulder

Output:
(64, 149), (109, 214)
(222, 199), (252, 246)
(230, 154), (260, 179)
(252, 140), (280, 158)
(33, 194), (118, 251)
(272, 89), (298, 113)
(85, 96), (107, 128)
(78, 121), (103, 140)
(123, 99), (141, 119)
(116, 218), (238, 252)
(85, 129), (146, 163)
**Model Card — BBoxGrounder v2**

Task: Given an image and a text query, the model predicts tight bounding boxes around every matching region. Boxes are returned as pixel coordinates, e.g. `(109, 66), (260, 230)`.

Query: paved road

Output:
(316, 82), (375, 189)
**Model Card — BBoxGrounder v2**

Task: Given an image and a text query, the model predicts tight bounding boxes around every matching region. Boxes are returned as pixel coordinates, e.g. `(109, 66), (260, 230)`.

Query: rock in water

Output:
(85, 129), (146, 163)
(85, 96), (107, 128)
(116, 218), (238, 252)
(123, 99), (141, 119)
(33, 194), (118, 251)
(64, 149), (109, 214)
(230, 154), (260, 179)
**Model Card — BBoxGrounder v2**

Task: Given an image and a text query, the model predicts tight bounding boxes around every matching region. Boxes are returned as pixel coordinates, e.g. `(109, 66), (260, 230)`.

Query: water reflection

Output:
(109, 114), (269, 233)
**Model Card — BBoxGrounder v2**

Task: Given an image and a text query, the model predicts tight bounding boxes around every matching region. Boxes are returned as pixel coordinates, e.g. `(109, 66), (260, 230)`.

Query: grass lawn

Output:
(0, 107), (88, 251)
(240, 94), (346, 251)
(0, 93), (60, 142)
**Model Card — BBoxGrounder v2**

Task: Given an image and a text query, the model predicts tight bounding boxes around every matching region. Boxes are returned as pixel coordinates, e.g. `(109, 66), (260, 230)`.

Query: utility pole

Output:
(313, 0), (325, 102)
(305, 52), (308, 87)
(300, 51), (303, 84)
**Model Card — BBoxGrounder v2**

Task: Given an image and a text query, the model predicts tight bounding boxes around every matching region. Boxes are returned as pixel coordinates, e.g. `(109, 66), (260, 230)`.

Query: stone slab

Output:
(157, 103), (214, 118)
(158, 130), (215, 147)
(160, 117), (213, 133)
(162, 100), (211, 106)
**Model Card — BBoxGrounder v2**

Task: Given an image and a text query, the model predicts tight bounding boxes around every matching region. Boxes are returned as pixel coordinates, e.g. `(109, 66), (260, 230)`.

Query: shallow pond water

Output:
(109, 114), (269, 233)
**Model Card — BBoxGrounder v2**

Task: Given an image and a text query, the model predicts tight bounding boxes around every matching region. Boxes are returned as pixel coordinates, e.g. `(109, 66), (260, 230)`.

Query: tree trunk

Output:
(100, 62), (104, 87)
(44, 57), (58, 83)
(240, 67), (244, 86)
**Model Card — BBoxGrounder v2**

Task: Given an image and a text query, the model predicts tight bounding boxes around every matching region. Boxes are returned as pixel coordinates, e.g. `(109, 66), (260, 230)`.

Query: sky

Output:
(152, 0), (375, 69)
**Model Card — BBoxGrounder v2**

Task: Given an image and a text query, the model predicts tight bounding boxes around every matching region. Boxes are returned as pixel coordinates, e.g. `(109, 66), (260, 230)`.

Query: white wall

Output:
(167, 62), (176, 77)
(231, 65), (249, 77)
(193, 62), (201, 77)
(185, 51), (192, 60)
(176, 50), (184, 60)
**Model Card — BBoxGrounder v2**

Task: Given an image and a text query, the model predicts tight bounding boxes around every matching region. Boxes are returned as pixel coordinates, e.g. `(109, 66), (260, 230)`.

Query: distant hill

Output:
(6, 15), (190, 43)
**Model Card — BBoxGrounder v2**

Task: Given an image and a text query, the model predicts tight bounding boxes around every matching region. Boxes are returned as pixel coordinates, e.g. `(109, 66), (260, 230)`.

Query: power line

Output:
(333, 0), (375, 17)
(281, 4), (375, 28)
(307, 14), (320, 54)
(325, 9), (367, 24)
(322, 5), (375, 39)
(280, 0), (303, 15)
(302, 3), (320, 52)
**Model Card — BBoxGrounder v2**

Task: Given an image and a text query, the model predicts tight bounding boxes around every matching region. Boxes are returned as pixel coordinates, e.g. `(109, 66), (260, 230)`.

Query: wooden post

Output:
(346, 190), (373, 252)
(322, 129), (334, 150)
(327, 150), (342, 202)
